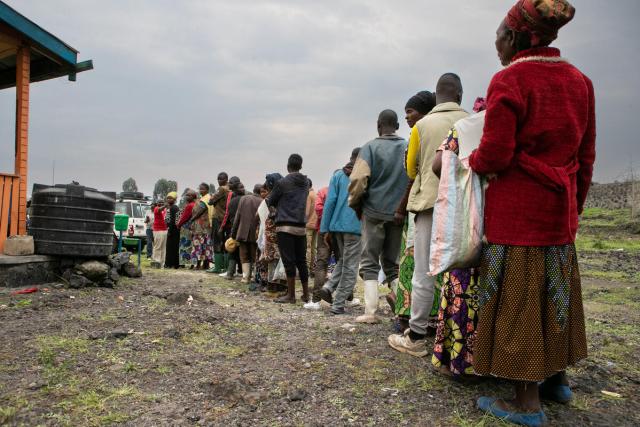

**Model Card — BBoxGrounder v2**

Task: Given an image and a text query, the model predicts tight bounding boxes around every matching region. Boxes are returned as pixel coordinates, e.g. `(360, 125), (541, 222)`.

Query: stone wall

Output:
(0, 255), (61, 287)
(584, 181), (635, 210)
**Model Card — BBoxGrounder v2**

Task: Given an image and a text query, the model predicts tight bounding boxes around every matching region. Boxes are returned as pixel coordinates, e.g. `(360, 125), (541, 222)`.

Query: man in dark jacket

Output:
(231, 184), (263, 285)
(266, 153), (310, 303)
(221, 177), (244, 280)
(207, 172), (230, 273)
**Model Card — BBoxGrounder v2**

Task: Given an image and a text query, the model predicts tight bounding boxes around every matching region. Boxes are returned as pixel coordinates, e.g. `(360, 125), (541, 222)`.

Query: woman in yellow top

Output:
(190, 183), (214, 270)
(391, 91), (436, 332)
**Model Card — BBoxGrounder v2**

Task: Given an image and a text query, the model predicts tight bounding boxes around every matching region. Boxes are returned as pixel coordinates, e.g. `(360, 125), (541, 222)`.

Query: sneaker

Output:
(319, 287), (333, 304)
(346, 298), (361, 307)
(330, 307), (346, 315)
(219, 272), (227, 278)
(388, 329), (428, 357)
(303, 301), (321, 310)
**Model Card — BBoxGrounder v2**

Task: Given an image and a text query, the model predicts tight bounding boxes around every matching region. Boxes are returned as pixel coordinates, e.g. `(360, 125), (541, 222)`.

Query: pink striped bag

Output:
(429, 151), (485, 275)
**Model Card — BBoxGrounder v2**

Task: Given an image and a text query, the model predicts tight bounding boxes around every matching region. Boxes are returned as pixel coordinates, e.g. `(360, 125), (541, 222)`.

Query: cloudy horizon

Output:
(1, 0), (638, 196)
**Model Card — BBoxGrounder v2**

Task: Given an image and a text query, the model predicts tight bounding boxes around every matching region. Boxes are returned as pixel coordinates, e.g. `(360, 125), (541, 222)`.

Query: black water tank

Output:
(29, 183), (116, 257)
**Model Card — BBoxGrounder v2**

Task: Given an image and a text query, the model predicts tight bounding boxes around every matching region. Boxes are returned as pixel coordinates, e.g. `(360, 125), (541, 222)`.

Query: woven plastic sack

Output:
(429, 151), (485, 275)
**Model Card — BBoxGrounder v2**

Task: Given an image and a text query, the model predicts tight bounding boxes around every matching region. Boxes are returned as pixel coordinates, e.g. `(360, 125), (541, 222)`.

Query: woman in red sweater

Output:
(469, 1), (595, 425)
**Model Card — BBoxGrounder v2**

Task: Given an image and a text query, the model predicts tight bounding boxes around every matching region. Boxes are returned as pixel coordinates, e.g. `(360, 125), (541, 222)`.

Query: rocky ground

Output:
(0, 208), (638, 426)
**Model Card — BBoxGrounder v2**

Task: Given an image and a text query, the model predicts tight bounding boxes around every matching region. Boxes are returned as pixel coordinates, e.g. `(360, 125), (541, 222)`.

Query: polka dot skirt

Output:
(473, 244), (587, 382)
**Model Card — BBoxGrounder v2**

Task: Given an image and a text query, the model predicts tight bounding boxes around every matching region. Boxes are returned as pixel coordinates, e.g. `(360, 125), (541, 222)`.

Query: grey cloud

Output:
(1, 0), (637, 196)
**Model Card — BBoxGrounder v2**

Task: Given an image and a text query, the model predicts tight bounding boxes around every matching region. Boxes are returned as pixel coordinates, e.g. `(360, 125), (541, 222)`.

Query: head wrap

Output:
(167, 191), (177, 199)
(473, 97), (487, 113)
(264, 173), (283, 190)
(405, 91), (436, 115)
(505, 0), (575, 47)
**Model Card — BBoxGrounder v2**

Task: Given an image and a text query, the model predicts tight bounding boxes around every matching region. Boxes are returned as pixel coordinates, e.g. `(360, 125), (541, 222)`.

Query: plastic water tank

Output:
(29, 183), (116, 257)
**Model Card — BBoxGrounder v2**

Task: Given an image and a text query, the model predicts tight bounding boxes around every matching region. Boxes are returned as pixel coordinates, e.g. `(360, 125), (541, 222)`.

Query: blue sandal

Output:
(477, 397), (547, 426)
(539, 382), (573, 404)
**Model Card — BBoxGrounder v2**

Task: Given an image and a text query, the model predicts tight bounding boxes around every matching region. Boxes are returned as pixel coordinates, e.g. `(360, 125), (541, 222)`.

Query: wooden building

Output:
(0, 2), (92, 253)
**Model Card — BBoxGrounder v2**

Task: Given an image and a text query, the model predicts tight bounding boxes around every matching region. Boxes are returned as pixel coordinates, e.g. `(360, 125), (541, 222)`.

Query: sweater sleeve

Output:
(266, 180), (282, 208)
(177, 203), (194, 227)
(315, 189), (326, 219)
(305, 191), (315, 223)
(576, 76), (596, 214)
(406, 126), (420, 180)
(320, 174), (339, 234)
(231, 198), (242, 239)
(469, 73), (523, 174)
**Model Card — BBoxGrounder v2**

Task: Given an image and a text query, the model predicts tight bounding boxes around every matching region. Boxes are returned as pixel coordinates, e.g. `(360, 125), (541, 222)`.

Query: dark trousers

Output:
(276, 232), (308, 283)
(239, 242), (257, 264)
(212, 218), (224, 253)
(146, 228), (154, 257)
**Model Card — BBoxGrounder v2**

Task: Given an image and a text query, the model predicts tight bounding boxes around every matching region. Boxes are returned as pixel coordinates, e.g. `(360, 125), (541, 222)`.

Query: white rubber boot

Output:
(355, 280), (379, 323)
(241, 263), (251, 283)
(389, 278), (399, 294)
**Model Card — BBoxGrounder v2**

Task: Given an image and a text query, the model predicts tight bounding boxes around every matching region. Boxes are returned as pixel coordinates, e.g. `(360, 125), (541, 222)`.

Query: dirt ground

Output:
(0, 265), (638, 426)
(0, 208), (638, 426)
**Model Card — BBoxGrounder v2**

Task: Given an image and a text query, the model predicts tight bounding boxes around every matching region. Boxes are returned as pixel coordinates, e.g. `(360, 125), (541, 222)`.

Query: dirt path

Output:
(1, 267), (638, 426)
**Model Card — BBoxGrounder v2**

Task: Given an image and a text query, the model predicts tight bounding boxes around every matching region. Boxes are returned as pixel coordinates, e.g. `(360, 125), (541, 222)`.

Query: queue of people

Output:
(141, 1), (594, 425)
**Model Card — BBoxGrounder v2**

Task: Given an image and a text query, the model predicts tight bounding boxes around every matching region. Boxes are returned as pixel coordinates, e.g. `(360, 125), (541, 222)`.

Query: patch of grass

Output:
(37, 336), (90, 357)
(575, 235), (640, 252)
(570, 394), (592, 411)
(35, 336), (91, 388)
(53, 384), (141, 425)
(155, 365), (172, 375)
(448, 410), (513, 427)
(99, 312), (118, 321)
(581, 269), (631, 282)
(182, 322), (247, 358)
(14, 298), (32, 308)
(0, 406), (18, 424)
(414, 370), (447, 392)
(146, 297), (168, 312)
(123, 361), (139, 373)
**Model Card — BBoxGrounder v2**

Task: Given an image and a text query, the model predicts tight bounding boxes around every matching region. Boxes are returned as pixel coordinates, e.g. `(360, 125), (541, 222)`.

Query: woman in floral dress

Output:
(430, 99), (486, 378)
(190, 184), (214, 270)
(177, 190), (196, 267)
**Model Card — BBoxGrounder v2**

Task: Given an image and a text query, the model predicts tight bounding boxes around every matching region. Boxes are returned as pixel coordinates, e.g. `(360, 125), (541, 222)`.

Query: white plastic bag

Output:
(272, 259), (287, 281)
(429, 151), (485, 275)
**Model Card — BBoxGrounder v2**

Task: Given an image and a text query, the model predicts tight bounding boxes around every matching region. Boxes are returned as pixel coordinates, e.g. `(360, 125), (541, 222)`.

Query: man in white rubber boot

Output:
(231, 184), (263, 285)
(348, 110), (409, 324)
(388, 73), (468, 356)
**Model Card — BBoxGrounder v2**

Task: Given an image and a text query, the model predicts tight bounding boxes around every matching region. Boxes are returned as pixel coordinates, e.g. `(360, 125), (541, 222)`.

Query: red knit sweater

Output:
(469, 47), (596, 246)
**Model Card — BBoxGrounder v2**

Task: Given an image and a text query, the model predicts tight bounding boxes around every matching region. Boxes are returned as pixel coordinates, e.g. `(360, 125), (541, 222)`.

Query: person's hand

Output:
(323, 233), (332, 248)
(393, 211), (405, 226)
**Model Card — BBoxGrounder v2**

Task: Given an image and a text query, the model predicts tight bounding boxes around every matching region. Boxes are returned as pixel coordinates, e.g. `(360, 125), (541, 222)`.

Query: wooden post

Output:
(15, 45), (29, 235)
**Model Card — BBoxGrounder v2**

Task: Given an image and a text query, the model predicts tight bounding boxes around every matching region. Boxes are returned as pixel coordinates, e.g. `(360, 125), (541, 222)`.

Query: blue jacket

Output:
(320, 169), (361, 235)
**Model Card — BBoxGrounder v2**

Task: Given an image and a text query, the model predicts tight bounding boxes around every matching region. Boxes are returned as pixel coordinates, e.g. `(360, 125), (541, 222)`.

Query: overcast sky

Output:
(1, 0), (638, 195)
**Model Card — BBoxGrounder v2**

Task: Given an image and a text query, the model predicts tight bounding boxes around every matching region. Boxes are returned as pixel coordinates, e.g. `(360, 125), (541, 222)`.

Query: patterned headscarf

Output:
(473, 97), (487, 113)
(506, 0), (575, 47)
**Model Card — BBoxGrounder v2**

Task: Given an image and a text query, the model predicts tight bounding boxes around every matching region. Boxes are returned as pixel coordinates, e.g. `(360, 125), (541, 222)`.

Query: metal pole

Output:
(118, 230), (123, 252)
